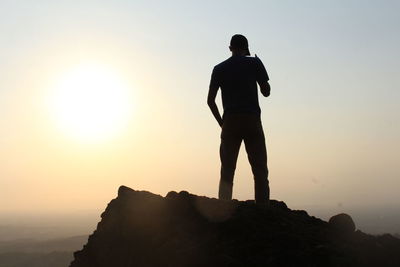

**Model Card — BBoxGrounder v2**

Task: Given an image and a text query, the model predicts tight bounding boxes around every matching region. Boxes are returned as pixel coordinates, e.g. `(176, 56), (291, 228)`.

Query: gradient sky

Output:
(1, 0), (399, 217)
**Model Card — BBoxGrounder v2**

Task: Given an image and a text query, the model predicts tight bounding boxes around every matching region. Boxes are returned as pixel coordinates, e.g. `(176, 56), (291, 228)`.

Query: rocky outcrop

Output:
(70, 186), (400, 267)
(328, 213), (356, 234)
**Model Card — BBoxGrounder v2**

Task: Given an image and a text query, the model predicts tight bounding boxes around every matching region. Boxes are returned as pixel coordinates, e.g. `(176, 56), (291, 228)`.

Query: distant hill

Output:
(0, 236), (87, 267)
(0, 251), (72, 267)
(0, 235), (87, 253)
(71, 186), (400, 267)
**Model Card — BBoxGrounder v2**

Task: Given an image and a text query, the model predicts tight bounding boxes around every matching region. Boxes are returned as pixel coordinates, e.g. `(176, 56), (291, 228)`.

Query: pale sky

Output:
(1, 0), (399, 216)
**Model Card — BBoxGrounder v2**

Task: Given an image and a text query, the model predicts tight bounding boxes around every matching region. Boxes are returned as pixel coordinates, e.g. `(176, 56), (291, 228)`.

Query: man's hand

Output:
(259, 81), (271, 97)
(207, 86), (223, 127)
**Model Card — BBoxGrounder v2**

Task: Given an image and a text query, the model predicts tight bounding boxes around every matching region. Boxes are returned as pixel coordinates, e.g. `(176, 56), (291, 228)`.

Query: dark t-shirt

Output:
(209, 55), (269, 116)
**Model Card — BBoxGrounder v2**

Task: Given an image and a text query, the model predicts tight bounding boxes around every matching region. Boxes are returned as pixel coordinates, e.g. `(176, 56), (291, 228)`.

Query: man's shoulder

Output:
(214, 56), (260, 67)
(212, 56), (263, 75)
(213, 58), (231, 71)
(246, 56), (263, 65)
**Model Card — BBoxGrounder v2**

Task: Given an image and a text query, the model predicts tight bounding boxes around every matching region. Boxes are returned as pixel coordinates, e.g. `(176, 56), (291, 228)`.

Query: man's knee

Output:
(221, 161), (237, 172)
(221, 165), (236, 182)
(251, 163), (268, 176)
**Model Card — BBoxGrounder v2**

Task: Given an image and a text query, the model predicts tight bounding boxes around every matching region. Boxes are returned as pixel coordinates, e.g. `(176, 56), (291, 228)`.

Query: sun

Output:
(51, 64), (133, 142)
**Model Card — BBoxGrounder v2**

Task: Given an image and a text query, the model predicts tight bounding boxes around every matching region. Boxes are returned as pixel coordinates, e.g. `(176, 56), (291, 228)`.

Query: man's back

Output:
(210, 55), (269, 116)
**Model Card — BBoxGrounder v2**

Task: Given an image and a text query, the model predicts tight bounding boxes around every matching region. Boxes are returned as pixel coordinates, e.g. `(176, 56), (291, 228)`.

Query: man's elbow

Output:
(265, 86), (271, 97)
(260, 82), (271, 97)
(207, 98), (215, 107)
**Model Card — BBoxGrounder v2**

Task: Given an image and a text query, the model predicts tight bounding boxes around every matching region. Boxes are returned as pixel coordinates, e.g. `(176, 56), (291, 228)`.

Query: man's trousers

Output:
(219, 113), (269, 203)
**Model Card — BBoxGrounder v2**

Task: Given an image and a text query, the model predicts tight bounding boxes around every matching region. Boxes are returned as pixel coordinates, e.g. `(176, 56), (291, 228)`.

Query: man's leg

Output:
(219, 127), (242, 200)
(244, 120), (269, 204)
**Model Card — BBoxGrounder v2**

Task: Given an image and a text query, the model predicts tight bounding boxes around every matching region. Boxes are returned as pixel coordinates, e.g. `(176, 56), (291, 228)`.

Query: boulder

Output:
(329, 213), (356, 234)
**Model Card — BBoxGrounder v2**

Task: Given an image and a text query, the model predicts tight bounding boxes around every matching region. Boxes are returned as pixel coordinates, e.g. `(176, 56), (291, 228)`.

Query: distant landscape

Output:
(0, 212), (96, 267)
(0, 236), (86, 267)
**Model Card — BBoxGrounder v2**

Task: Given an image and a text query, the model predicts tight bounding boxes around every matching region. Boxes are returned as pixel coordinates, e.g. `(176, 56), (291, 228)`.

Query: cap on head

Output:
(230, 34), (250, 56)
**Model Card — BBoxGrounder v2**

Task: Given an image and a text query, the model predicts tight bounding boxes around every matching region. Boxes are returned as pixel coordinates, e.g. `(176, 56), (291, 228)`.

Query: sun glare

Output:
(51, 64), (133, 142)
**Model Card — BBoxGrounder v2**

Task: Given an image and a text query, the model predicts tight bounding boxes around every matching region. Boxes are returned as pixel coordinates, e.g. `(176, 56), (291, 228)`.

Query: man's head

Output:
(229, 34), (250, 56)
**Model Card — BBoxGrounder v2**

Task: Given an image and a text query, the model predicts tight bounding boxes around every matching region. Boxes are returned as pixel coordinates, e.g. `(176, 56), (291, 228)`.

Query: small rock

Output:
(329, 213), (356, 233)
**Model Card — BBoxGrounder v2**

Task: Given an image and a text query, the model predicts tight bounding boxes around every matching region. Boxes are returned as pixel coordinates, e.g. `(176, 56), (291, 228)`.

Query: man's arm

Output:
(258, 81), (271, 97)
(207, 85), (223, 127)
(254, 55), (270, 97)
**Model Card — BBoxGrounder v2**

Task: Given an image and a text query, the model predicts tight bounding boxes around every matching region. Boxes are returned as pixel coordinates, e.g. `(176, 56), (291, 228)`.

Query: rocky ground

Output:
(70, 186), (400, 267)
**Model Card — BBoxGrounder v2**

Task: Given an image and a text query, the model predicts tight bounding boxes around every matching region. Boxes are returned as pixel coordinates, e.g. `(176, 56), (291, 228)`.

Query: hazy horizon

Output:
(1, 0), (399, 237)
(1, 187), (400, 237)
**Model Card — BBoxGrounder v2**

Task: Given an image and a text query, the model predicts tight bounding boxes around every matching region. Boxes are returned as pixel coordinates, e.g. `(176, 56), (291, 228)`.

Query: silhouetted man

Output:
(208, 34), (270, 204)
